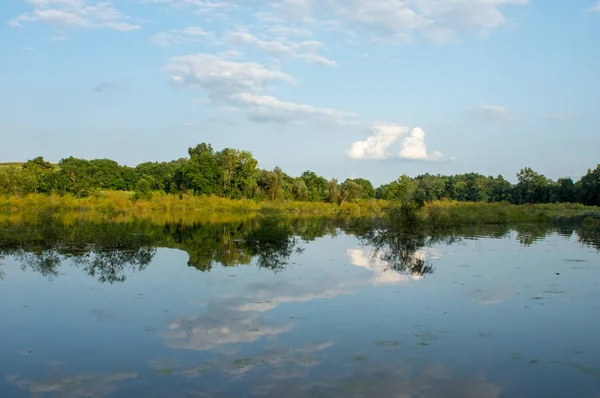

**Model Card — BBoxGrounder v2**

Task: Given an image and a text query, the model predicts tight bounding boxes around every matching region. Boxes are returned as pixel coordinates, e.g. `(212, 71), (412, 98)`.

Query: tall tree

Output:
(268, 166), (285, 201)
(340, 180), (363, 205)
(514, 167), (551, 204)
(22, 156), (55, 193)
(177, 143), (220, 195)
(578, 165), (600, 206)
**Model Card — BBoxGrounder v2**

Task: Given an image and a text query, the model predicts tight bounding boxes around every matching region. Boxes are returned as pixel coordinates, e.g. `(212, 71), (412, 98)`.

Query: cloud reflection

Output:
(161, 278), (355, 351)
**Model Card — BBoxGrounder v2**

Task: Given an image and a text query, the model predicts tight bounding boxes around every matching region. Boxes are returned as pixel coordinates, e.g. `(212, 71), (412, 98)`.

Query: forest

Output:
(0, 142), (599, 206)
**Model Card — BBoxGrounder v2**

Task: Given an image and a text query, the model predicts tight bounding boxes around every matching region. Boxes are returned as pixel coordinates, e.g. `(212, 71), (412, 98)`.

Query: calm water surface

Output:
(1, 216), (599, 397)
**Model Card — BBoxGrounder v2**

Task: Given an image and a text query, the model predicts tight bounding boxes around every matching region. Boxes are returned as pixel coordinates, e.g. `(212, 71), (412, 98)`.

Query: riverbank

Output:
(1, 192), (599, 225)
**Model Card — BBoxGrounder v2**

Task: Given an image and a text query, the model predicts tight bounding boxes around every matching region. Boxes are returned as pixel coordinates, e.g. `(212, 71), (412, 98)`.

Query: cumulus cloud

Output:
(166, 53), (356, 124)
(223, 30), (336, 66)
(348, 123), (443, 161)
(149, 26), (212, 47)
(348, 123), (408, 160)
(398, 127), (443, 160)
(9, 0), (141, 31)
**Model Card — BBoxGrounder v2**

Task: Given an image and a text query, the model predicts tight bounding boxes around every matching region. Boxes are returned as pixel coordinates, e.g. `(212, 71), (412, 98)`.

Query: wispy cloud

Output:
(166, 53), (355, 125)
(469, 104), (516, 122)
(586, 1), (600, 11)
(263, 0), (529, 44)
(149, 26), (212, 47)
(222, 30), (336, 67)
(92, 82), (117, 92)
(9, 0), (141, 31)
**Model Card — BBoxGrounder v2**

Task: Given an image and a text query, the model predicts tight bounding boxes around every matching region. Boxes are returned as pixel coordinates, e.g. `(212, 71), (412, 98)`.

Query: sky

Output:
(1, 0), (599, 185)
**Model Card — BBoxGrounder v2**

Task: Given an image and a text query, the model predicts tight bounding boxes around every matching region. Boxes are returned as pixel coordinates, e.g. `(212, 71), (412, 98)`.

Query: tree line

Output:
(0, 142), (599, 206)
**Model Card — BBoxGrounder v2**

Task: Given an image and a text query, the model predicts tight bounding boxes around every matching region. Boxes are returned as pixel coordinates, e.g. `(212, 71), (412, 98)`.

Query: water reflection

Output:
(7, 369), (138, 397)
(2, 212), (600, 397)
(1, 212), (599, 283)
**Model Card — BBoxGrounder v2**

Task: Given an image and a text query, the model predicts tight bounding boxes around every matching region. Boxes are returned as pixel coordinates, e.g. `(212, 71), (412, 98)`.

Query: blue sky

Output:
(1, 0), (599, 185)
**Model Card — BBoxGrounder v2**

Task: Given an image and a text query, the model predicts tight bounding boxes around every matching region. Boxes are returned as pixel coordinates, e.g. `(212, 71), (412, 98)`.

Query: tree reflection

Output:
(353, 208), (449, 277)
(242, 217), (305, 271)
(0, 210), (598, 283)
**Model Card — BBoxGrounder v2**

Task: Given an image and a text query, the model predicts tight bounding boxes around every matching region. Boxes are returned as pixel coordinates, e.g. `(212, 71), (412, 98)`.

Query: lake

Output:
(1, 214), (599, 397)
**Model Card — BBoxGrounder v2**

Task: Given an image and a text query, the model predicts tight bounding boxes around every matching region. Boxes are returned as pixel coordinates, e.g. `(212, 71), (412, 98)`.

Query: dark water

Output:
(1, 215), (600, 397)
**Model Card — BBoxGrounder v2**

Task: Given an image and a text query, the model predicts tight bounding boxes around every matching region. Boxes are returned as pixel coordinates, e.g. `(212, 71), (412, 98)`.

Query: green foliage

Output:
(292, 179), (310, 201)
(2, 144), (600, 211)
(327, 178), (340, 204)
(178, 143), (220, 195)
(301, 171), (329, 201)
(134, 177), (154, 201)
(340, 180), (363, 204)
(578, 165), (600, 206)
(349, 178), (376, 199)
(514, 167), (552, 204)
(0, 167), (36, 195)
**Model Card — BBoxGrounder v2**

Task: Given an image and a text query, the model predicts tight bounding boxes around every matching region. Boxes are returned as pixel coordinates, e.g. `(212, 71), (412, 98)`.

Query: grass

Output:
(0, 193), (599, 226)
(0, 191), (387, 217)
(0, 162), (25, 168)
(419, 200), (600, 226)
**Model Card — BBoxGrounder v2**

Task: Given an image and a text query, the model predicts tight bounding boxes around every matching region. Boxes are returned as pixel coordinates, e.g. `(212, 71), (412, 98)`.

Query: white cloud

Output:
(10, 0), (141, 31)
(348, 123), (444, 161)
(229, 93), (358, 125)
(166, 53), (295, 95)
(348, 123), (408, 160)
(223, 30), (336, 66)
(268, 24), (312, 37)
(149, 26), (212, 47)
(166, 53), (355, 124)
(265, 0), (528, 43)
(398, 127), (443, 160)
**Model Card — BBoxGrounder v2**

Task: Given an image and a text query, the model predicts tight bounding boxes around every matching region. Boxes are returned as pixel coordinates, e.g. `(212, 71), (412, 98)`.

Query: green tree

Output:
(300, 171), (329, 202)
(134, 177), (154, 200)
(488, 175), (513, 202)
(327, 178), (340, 204)
(514, 167), (551, 204)
(177, 143), (220, 195)
(267, 166), (285, 201)
(340, 180), (363, 205)
(415, 174), (446, 202)
(578, 165), (600, 206)
(57, 157), (95, 197)
(292, 179), (310, 201)
(553, 177), (577, 203)
(348, 178), (375, 199)
(217, 149), (258, 198)
(22, 156), (55, 193)
(0, 167), (37, 195)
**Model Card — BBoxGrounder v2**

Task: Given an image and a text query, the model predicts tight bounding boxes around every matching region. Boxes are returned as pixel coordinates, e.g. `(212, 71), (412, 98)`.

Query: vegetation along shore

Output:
(1, 142), (599, 225)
